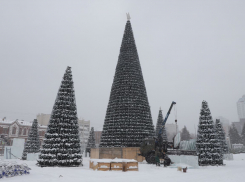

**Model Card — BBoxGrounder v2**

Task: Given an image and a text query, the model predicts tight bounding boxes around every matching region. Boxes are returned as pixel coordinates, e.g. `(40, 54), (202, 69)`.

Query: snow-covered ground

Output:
(2, 154), (245, 182)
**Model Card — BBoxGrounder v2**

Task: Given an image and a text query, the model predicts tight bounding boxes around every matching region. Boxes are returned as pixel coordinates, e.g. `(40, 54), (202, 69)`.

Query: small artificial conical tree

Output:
(215, 119), (229, 154)
(86, 127), (96, 153)
(22, 119), (40, 160)
(155, 109), (168, 141)
(229, 123), (241, 144)
(241, 124), (245, 145)
(181, 126), (191, 141)
(38, 66), (82, 167)
(196, 101), (223, 166)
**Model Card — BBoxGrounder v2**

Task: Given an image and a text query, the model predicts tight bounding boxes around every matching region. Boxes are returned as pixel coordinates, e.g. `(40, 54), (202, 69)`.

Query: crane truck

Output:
(139, 101), (176, 166)
(139, 101), (197, 166)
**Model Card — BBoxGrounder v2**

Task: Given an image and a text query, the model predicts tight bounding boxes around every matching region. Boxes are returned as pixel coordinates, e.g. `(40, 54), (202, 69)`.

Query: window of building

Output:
(23, 128), (27, 135)
(19, 128), (22, 135)
(12, 126), (17, 135)
(3, 128), (8, 134)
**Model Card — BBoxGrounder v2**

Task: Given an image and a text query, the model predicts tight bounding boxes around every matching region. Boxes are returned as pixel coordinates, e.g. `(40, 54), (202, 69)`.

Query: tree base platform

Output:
(90, 147), (144, 162)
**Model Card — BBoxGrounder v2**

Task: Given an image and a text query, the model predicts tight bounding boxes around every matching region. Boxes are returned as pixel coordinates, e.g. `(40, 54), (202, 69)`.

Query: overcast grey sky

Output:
(0, 0), (245, 133)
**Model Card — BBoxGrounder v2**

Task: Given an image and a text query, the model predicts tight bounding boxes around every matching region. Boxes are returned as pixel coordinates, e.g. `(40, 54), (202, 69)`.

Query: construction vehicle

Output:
(139, 101), (197, 165)
(139, 101), (176, 166)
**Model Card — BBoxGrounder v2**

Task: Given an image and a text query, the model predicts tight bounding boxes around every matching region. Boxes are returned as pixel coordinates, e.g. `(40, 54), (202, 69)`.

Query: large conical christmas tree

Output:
(22, 119), (40, 160)
(86, 127), (96, 153)
(155, 109), (168, 142)
(38, 66), (82, 167)
(99, 18), (154, 148)
(215, 119), (228, 154)
(196, 101), (223, 166)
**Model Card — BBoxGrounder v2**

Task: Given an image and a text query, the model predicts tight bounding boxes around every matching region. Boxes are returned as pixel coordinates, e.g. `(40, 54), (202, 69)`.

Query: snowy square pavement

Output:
(2, 154), (245, 182)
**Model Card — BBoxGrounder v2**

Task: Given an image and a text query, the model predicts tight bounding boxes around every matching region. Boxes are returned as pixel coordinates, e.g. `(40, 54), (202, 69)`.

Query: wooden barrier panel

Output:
(122, 147), (145, 162)
(99, 148), (122, 159)
(98, 162), (111, 171)
(89, 161), (98, 170)
(90, 147), (145, 162)
(111, 162), (123, 171)
(89, 159), (139, 171)
(90, 148), (99, 159)
(125, 162), (138, 171)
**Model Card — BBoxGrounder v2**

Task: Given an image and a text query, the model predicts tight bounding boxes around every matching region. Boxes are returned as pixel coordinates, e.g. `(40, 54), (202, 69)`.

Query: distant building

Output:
(94, 131), (102, 148)
(237, 95), (245, 119)
(37, 113), (51, 126)
(232, 121), (245, 135)
(1, 116), (91, 153)
(37, 114), (90, 151)
(165, 123), (178, 142)
(0, 118), (47, 153)
(231, 119), (245, 135)
(78, 119), (90, 152)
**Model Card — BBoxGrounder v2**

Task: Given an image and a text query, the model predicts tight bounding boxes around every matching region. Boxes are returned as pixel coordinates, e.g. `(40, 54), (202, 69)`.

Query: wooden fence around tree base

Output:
(90, 147), (145, 162)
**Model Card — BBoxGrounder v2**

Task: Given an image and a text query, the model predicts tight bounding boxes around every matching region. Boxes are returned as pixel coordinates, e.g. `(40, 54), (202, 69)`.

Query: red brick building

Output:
(0, 119), (47, 148)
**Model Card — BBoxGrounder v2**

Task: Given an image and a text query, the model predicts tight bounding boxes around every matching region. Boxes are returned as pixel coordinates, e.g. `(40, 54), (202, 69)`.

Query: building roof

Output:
(238, 95), (245, 102)
(0, 119), (47, 129)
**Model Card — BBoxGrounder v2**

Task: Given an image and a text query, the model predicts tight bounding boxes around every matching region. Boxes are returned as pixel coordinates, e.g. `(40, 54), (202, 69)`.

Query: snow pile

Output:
(168, 155), (199, 169)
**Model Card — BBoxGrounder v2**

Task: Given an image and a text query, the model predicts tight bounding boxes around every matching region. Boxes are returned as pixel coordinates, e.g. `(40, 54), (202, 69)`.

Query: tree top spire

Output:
(126, 13), (131, 21)
(66, 66), (71, 71)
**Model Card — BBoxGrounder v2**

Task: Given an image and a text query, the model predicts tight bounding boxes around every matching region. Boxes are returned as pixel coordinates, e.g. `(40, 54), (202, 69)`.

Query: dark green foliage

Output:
(196, 101), (223, 166)
(155, 109), (168, 141)
(22, 119), (40, 160)
(241, 124), (245, 145)
(38, 67), (82, 166)
(99, 20), (154, 147)
(181, 126), (191, 141)
(86, 127), (96, 152)
(215, 119), (229, 154)
(229, 123), (241, 144)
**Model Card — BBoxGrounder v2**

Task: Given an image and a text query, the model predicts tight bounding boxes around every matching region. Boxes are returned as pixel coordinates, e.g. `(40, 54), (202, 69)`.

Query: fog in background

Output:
(1, 0), (245, 133)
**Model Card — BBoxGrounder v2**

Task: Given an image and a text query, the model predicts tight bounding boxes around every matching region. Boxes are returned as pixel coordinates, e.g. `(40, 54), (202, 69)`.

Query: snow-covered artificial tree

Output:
(99, 19), (155, 147)
(196, 101), (223, 166)
(181, 126), (191, 141)
(229, 124), (241, 144)
(241, 124), (245, 145)
(155, 109), (168, 142)
(86, 127), (96, 154)
(38, 66), (82, 167)
(22, 119), (40, 160)
(215, 119), (228, 154)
